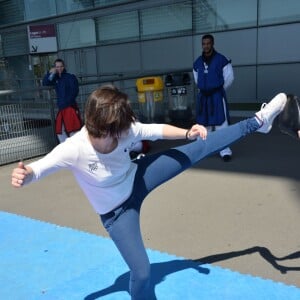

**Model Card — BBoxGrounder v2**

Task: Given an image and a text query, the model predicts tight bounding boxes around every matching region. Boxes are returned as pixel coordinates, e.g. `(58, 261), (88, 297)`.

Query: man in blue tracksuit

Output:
(193, 34), (234, 161)
(43, 58), (82, 143)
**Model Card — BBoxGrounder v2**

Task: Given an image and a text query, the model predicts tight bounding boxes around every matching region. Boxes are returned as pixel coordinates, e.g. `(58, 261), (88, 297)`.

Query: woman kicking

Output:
(11, 86), (288, 300)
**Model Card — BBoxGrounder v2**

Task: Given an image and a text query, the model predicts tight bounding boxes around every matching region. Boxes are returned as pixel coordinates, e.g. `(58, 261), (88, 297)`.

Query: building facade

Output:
(1, 0), (300, 113)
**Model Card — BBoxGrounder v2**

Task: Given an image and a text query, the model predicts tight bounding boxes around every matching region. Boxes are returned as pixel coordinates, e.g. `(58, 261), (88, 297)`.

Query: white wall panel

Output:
(97, 42), (141, 74)
(80, 48), (97, 76)
(141, 36), (193, 72)
(258, 23), (300, 64)
(257, 64), (300, 100)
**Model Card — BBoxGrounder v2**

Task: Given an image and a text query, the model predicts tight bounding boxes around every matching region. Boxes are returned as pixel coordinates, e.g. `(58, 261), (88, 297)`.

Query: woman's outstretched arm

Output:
(162, 124), (207, 140)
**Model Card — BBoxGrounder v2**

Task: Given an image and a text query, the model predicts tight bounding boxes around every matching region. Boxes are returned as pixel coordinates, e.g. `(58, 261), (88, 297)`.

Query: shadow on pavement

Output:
(84, 259), (209, 300)
(193, 246), (300, 274)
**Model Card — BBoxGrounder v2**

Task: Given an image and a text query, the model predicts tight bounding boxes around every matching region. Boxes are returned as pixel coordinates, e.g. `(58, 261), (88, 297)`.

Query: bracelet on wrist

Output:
(185, 129), (191, 140)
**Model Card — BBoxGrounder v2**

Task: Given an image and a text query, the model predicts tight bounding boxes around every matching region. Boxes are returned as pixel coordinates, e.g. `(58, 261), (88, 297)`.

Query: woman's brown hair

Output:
(84, 85), (136, 138)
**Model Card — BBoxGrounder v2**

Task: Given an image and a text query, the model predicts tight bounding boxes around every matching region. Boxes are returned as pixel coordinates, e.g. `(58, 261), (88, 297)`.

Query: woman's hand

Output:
(11, 162), (32, 188)
(187, 124), (207, 140)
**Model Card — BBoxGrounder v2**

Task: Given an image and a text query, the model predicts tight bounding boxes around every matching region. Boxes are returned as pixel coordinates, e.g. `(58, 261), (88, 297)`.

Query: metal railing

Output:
(0, 73), (196, 165)
(0, 95), (58, 165)
(0, 81), (148, 165)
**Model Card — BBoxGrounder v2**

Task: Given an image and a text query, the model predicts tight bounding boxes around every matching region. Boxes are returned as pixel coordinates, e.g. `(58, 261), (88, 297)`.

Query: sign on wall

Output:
(27, 24), (57, 54)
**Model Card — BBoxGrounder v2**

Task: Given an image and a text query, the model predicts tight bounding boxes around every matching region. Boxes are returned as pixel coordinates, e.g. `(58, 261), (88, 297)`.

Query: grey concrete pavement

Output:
(1, 122), (299, 287)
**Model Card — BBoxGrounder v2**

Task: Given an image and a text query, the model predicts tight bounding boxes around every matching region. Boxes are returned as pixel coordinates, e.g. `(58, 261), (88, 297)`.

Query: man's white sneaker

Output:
(256, 93), (287, 133)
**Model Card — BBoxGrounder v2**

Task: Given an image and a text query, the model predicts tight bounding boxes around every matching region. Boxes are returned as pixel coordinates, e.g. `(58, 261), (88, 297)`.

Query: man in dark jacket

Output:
(43, 58), (82, 143)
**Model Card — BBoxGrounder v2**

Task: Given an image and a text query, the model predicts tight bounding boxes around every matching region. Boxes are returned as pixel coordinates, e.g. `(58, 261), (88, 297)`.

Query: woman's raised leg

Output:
(134, 93), (287, 195)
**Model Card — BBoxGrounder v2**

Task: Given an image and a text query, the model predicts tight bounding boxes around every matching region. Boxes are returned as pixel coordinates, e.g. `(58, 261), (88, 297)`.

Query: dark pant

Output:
(100, 117), (259, 299)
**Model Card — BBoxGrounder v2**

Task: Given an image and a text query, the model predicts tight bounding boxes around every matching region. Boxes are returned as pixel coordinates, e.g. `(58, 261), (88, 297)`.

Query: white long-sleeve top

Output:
(28, 122), (164, 214)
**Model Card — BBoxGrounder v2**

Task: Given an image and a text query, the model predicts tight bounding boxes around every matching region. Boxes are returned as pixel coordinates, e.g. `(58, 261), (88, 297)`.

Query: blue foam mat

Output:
(0, 211), (299, 300)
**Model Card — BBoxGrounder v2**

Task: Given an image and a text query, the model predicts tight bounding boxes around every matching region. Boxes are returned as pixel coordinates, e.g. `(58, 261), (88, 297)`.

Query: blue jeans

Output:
(100, 117), (259, 300)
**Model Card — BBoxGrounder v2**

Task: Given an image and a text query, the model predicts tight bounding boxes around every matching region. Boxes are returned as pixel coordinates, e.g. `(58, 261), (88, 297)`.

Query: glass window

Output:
(193, 0), (257, 33)
(2, 30), (29, 57)
(0, 35), (3, 58)
(140, 1), (192, 39)
(94, 0), (135, 7)
(5, 55), (34, 89)
(0, 0), (25, 26)
(58, 19), (96, 50)
(96, 11), (139, 44)
(56, 0), (93, 15)
(259, 0), (300, 25)
(24, 0), (56, 20)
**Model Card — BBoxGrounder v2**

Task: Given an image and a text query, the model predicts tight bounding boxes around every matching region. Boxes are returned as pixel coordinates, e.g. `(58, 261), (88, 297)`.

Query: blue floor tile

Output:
(1, 211), (299, 300)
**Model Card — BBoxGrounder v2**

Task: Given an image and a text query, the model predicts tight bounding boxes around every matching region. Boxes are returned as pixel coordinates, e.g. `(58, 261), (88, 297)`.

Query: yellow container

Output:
(136, 77), (164, 103)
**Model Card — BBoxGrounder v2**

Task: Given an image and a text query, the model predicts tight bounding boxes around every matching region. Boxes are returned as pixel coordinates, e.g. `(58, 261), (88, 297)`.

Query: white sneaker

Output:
(256, 93), (287, 133)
